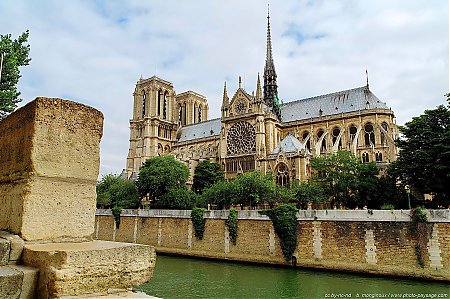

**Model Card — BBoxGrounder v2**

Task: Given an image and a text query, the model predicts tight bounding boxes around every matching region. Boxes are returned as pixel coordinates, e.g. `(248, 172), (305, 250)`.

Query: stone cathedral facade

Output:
(124, 13), (398, 186)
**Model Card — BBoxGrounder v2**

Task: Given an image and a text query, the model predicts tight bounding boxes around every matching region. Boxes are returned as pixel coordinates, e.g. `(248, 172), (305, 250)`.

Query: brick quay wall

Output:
(95, 209), (449, 281)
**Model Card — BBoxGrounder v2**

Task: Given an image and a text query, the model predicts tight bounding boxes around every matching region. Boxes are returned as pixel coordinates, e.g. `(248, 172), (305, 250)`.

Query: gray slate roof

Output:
(178, 118), (221, 142)
(280, 86), (390, 122)
(271, 134), (304, 155)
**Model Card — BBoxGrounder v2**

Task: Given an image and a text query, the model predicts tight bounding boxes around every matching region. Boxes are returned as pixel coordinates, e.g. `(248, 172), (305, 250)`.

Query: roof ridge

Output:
(284, 85), (368, 105)
(179, 118), (221, 129)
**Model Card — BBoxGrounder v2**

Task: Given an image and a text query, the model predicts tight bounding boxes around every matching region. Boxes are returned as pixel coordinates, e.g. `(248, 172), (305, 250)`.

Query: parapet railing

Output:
(96, 208), (450, 222)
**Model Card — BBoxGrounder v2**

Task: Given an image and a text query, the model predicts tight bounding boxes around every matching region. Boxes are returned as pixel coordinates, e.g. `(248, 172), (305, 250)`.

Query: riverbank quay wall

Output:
(95, 209), (450, 281)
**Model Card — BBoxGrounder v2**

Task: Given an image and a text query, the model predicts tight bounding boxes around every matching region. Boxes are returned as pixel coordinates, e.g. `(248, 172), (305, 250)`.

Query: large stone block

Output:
(0, 231), (25, 264)
(9, 265), (39, 299)
(0, 97), (103, 241)
(0, 266), (22, 299)
(22, 240), (155, 298)
(0, 238), (10, 266)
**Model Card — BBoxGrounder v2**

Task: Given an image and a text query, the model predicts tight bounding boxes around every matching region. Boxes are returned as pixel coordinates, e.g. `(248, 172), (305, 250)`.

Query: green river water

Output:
(138, 255), (449, 299)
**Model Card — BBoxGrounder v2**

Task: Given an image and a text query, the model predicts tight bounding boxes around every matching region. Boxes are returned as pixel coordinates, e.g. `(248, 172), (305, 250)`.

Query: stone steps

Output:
(0, 265), (22, 298)
(0, 265), (39, 299)
(0, 232), (39, 299)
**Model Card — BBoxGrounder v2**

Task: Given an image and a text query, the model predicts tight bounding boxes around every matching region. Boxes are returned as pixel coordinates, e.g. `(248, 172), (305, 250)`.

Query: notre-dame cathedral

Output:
(123, 12), (398, 186)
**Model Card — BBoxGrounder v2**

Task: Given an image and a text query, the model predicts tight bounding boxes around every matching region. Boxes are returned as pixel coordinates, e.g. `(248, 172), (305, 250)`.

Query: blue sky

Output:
(1, 0), (448, 177)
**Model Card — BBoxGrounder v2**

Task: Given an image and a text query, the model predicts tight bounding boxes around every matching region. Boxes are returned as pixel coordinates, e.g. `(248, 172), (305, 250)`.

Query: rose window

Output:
(226, 121), (256, 155)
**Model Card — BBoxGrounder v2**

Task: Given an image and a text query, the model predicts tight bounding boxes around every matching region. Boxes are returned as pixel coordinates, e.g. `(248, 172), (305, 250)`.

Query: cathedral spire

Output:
(256, 72), (262, 100)
(263, 4), (281, 119)
(265, 5), (274, 67)
(222, 81), (229, 106)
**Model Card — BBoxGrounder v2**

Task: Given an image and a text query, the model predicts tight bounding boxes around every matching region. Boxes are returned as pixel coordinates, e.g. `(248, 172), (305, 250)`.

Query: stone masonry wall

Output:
(95, 209), (450, 281)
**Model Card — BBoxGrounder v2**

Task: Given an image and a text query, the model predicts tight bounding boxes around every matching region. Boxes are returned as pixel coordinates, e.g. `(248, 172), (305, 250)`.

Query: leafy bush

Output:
(260, 204), (299, 262)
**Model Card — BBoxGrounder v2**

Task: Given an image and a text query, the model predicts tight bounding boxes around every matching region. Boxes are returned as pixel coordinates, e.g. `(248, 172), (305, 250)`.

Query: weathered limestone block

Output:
(0, 238), (10, 266)
(0, 266), (22, 299)
(9, 265), (39, 299)
(0, 231), (25, 264)
(0, 97), (103, 242)
(23, 241), (155, 298)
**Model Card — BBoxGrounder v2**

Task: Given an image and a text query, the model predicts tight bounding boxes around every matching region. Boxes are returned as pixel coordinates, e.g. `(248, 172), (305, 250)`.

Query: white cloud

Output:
(1, 0), (448, 177)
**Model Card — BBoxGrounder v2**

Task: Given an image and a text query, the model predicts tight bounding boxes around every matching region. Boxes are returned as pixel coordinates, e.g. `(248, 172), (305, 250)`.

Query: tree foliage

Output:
(155, 187), (199, 210)
(136, 155), (189, 201)
(390, 105), (450, 207)
(234, 172), (276, 208)
(192, 160), (224, 194)
(201, 180), (241, 209)
(96, 174), (140, 209)
(291, 181), (326, 209)
(201, 171), (287, 209)
(310, 150), (386, 208)
(0, 30), (31, 118)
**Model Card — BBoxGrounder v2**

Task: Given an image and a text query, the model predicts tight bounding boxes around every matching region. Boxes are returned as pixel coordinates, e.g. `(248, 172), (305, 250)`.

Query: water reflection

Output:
(138, 255), (449, 299)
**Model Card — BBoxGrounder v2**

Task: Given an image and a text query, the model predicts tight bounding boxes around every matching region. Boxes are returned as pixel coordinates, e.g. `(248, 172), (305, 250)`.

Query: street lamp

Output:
(405, 185), (411, 210)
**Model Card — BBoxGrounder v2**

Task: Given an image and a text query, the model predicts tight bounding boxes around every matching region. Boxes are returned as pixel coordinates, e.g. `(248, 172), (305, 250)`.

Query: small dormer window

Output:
(319, 109), (323, 116)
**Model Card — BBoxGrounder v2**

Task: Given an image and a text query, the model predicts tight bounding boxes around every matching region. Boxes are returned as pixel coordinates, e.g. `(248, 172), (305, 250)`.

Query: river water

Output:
(138, 255), (449, 299)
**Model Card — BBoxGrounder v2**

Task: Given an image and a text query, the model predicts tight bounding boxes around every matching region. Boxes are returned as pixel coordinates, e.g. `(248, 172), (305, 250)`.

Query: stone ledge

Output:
(22, 241), (155, 298)
(97, 209), (450, 223)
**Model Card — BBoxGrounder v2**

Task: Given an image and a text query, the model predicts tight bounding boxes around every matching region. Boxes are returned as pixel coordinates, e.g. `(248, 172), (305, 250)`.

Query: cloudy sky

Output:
(1, 0), (448, 177)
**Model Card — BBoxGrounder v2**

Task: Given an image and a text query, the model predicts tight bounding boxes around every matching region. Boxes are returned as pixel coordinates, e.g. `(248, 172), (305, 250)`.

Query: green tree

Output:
(355, 162), (379, 208)
(136, 155), (189, 202)
(371, 173), (409, 209)
(234, 172), (275, 208)
(390, 105), (450, 207)
(292, 181), (325, 209)
(192, 160), (224, 194)
(311, 150), (360, 208)
(0, 31), (31, 118)
(155, 187), (199, 209)
(96, 174), (140, 209)
(201, 180), (241, 209)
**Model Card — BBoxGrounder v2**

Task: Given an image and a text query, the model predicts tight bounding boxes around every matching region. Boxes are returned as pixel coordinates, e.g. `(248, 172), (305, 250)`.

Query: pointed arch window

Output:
(332, 127), (342, 149)
(142, 91), (146, 118)
(157, 90), (162, 116)
(364, 123), (375, 147)
(183, 102), (187, 125)
(193, 103), (197, 124)
(178, 104), (182, 124)
(198, 105), (202, 122)
(276, 163), (290, 187)
(349, 124), (357, 145)
(375, 152), (383, 162)
(163, 91), (168, 119)
(362, 152), (370, 163)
